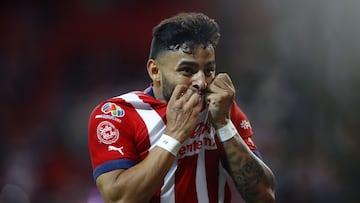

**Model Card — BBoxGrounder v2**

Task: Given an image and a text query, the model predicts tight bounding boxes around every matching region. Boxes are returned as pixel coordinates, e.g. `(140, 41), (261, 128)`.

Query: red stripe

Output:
(205, 150), (220, 203)
(175, 155), (198, 203)
(224, 182), (231, 203)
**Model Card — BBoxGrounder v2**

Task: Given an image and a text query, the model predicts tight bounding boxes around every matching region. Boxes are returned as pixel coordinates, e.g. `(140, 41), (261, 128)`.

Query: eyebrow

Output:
(178, 60), (216, 68)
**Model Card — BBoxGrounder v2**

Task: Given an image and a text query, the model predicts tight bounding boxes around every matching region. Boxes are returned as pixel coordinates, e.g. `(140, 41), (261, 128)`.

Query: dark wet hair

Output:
(149, 12), (220, 59)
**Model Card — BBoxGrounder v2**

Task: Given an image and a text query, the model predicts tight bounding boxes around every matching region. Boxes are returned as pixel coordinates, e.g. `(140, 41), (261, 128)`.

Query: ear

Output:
(146, 59), (161, 82)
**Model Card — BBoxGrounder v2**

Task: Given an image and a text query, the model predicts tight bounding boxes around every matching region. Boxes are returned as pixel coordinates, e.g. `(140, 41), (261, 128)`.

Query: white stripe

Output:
(160, 162), (177, 203)
(119, 93), (176, 203)
(119, 93), (165, 146)
(196, 141), (209, 203)
(218, 163), (226, 203)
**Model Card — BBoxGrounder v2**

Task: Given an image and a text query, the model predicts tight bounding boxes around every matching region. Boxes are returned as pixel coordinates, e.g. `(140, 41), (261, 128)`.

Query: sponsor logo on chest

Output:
(177, 122), (217, 159)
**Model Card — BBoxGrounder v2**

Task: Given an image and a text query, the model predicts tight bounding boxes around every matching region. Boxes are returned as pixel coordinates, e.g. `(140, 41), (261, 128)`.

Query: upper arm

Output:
(96, 169), (125, 202)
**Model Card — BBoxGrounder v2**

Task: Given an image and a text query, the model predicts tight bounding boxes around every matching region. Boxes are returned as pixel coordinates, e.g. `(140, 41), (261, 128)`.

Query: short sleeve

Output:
(230, 102), (257, 150)
(88, 100), (139, 180)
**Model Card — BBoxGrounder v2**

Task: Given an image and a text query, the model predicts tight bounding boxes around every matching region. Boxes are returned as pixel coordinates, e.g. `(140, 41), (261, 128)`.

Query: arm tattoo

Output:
(223, 139), (266, 202)
(232, 157), (264, 202)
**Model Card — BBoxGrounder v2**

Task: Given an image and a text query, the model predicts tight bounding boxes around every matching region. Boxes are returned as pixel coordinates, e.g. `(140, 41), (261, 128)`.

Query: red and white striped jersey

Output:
(88, 87), (258, 203)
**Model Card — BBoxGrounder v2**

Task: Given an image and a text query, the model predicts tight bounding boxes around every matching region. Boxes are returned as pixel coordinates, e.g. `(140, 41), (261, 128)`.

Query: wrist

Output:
(212, 118), (231, 129)
(216, 121), (237, 142)
(156, 134), (182, 156)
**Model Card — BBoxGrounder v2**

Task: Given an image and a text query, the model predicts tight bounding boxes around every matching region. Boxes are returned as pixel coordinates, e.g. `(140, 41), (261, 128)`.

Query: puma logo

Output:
(108, 145), (124, 155)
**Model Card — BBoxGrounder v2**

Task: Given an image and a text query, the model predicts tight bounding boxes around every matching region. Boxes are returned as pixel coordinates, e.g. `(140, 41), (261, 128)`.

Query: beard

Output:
(161, 73), (207, 106)
(161, 73), (176, 102)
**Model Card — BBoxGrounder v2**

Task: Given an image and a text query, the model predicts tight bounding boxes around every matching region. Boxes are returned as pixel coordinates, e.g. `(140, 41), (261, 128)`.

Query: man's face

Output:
(157, 45), (216, 102)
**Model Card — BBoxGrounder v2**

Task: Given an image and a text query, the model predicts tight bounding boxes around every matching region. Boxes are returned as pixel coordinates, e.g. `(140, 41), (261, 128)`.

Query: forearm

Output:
(222, 135), (275, 203)
(97, 147), (176, 203)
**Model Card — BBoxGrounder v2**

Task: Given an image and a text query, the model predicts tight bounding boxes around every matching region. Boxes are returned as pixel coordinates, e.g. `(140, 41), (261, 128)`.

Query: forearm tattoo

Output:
(223, 138), (267, 202)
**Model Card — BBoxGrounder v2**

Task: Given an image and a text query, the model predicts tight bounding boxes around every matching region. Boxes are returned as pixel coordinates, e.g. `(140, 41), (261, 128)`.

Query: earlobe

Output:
(147, 59), (161, 82)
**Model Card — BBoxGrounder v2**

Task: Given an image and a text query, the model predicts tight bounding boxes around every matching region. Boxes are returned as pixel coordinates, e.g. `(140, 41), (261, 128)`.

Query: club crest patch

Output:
(101, 102), (125, 117)
(96, 121), (119, 144)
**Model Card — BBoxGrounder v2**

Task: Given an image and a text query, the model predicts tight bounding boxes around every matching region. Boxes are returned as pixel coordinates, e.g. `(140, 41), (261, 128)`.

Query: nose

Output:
(192, 71), (207, 92)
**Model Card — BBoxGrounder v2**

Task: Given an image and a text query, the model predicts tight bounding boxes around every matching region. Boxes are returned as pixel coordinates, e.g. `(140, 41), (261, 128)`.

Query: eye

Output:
(204, 68), (215, 77)
(179, 67), (196, 76)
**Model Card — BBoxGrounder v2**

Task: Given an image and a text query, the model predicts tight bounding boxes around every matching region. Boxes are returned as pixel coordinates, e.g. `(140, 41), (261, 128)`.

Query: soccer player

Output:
(88, 12), (275, 203)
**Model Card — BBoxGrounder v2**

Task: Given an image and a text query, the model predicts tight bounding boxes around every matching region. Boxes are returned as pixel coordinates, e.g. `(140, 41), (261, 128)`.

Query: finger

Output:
(169, 85), (188, 102)
(208, 74), (234, 93)
(215, 73), (232, 84)
(214, 74), (233, 89)
(183, 93), (203, 118)
(176, 87), (200, 105)
(184, 91), (201, 108)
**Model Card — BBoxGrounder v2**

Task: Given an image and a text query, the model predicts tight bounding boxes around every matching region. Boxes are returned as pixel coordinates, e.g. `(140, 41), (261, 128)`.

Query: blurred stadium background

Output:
(0, 0), (359, 202)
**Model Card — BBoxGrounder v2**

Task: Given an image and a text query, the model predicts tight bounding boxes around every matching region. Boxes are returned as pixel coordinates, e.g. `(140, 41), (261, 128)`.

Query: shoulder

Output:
(90, 91), (152, 112)
(88, 90), (163, 125)
(88, 92), (140, 128)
